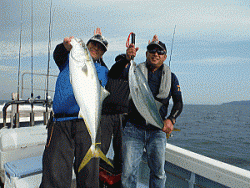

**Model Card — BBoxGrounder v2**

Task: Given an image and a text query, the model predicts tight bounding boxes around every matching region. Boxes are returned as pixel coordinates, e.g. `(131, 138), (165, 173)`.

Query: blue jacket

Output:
(52, 43), (109, 121)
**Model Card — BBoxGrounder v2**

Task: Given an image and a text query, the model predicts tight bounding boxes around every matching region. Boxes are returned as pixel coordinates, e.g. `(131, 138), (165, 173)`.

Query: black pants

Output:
(40, 119), (100, 188)
(100, 114), (125, 174)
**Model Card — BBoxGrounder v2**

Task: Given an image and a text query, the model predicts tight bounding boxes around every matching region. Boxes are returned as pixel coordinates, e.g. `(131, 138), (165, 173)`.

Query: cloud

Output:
(1, 40), (60, 61)
(0, 65), (17, 73)
(175, 57), (250, 66)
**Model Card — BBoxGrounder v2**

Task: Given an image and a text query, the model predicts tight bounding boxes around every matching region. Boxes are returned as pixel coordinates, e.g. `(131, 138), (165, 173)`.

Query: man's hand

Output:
(94, 27), (102, 35)
(148, 34), (159, 44)
(63, 36), (74, 51)
(126, 44), (139, 61)
(162, 119), (174, 134)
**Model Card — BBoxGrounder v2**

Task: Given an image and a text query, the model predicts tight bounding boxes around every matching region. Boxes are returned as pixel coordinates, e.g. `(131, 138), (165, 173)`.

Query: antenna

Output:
(30, 0), (34, 126)
(169, 25), (176, 67)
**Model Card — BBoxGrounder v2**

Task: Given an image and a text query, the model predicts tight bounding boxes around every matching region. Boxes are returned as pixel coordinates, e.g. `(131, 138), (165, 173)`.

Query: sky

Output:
(1, 0), (249, 104)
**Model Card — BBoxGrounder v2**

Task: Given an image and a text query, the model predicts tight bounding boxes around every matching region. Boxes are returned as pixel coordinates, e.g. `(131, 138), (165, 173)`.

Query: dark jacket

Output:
(104, 54), (183, 129)
(102, 54), (130, 114)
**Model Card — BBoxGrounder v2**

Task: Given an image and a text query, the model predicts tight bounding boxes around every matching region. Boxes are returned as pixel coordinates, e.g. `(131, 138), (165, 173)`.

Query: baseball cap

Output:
(147, 40), (167, 52)
(87, 34), (108, 52)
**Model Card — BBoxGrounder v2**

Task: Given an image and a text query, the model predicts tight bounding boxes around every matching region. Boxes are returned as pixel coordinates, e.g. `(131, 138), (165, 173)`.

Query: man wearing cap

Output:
(40, 28), (109, 188)
(111, 35), (183, 188)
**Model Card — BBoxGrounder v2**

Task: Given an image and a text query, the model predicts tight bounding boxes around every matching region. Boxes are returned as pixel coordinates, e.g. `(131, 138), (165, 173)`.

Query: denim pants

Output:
(122, 122), (167, 188)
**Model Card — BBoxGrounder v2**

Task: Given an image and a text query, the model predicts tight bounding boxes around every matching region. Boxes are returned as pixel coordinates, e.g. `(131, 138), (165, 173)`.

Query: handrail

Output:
(1, 99), (52, 128)
(165, 143), (250, 187)
(21, 72), (57, 98)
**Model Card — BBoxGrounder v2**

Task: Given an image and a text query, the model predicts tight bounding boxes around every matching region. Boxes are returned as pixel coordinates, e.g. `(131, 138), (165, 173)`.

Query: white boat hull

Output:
(0, 125), (47, 184)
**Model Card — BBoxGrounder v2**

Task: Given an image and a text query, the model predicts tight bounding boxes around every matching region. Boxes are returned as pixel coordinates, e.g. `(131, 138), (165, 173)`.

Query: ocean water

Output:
(0, 100), (9, 105)
(167, 103), (250, 171)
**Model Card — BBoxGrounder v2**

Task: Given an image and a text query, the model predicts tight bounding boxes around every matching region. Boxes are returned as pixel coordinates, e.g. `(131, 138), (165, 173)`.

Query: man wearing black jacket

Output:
(115, 35), (183, 188)
(100, 43), (139, 176)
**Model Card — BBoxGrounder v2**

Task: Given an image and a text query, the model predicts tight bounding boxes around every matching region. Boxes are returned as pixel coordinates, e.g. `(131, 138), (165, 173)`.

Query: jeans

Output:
(122, 122), (167, 188)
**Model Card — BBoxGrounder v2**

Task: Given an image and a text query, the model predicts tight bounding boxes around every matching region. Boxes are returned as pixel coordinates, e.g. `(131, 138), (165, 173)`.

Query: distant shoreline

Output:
(222, 100), (250, 105)
(0, 100), (9, 105)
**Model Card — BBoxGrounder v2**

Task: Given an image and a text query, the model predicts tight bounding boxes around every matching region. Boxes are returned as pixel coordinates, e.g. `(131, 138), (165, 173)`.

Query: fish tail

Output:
(96, 146), (114, 168)
(166, 128), (181, 139)
(78, 146), (94, 172)
(166, 133), (171, 139)
(100, 86), (110, 102)
(173, 128), (181, 131)
(78, 144), (114, 172)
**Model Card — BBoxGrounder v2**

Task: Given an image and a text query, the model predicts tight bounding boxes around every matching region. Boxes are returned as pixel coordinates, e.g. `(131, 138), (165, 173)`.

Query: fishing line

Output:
(168, 25), (176, 67)
(45, 0), (54, 113)
(17, 0), (24, 105)
(14, 0), (24, 127)
(45, 0), (56, 125)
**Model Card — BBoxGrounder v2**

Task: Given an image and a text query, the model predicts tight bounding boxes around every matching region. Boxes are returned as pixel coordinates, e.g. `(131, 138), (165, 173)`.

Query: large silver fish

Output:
(129, 61), (180, 137)
(69, 37), (112, 172)
(129, 60), (165, 129)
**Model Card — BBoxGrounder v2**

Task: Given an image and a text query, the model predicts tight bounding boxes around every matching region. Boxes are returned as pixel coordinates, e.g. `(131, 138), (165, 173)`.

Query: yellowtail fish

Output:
(129, 61), (165, 129)
(69, 37), (113, 172)
(129, 61), (180, 137)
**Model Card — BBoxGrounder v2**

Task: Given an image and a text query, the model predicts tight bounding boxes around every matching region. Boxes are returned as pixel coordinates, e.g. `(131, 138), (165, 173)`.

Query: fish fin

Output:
(100, 86), (110, 102)
(155, 99), (163, 111)
(78, 109), (83, 119)
(82, 63), (88, 75)
(166, 133), (170, 139)
(78, 145), (113, 172)
(96, 146), (114, 168)
(128, 94), (132, 100)
(166, 129), (181, 139)
(69, 73), (72, 84)
(173, 128), (181, 131)
(78, 146), (94, 172)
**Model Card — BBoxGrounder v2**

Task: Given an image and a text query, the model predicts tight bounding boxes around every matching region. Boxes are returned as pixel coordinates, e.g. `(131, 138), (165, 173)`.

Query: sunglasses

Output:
(148, 48), (166, 55)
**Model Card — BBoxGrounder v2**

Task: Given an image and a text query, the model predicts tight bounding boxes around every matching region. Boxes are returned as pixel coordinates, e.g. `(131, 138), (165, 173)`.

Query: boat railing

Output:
(21, 72), (58, 99)
(1, 99), (53, 129)
(165, 143), (250, 187)
(1, 72), (57, 128)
